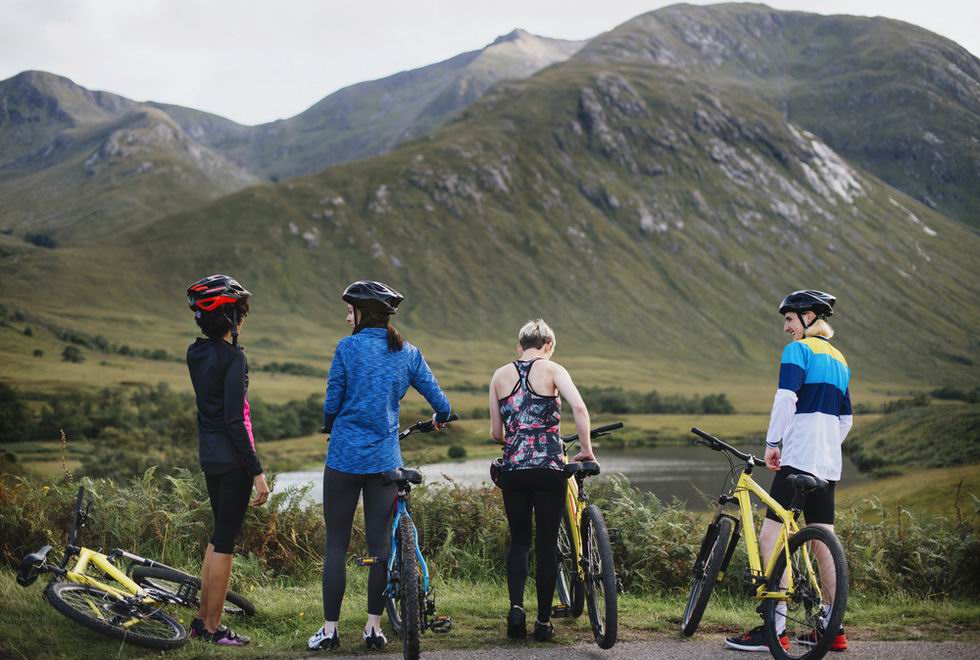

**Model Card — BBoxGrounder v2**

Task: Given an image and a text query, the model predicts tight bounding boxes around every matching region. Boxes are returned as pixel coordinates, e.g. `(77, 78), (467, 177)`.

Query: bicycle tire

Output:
(44, 579), (187, 650)
(582, 504), (618, 649)
(555, 506), (585, 617)
(131, 565), (256, 617)
(397, 519), (422, 660)
(762, 525), (848, 660)
(681, 517), (733, 636)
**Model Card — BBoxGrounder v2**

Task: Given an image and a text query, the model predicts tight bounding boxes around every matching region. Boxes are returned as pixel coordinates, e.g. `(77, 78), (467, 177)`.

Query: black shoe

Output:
(533, 620), (554, 642)
(724, 625), (789, 652)
(308, 626), (340, 650)
(507, 606), (526, 639)
(363, 627), (387, 650)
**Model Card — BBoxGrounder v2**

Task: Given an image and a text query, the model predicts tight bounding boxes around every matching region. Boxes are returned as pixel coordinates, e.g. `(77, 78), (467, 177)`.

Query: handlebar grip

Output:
(591, 422), (624, 437)
(445, 413), (459, 422)
(690, 427), (718, 443)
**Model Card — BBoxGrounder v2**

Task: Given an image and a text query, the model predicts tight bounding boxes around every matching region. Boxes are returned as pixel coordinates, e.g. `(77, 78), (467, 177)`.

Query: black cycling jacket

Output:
(186, 338), (263, 476)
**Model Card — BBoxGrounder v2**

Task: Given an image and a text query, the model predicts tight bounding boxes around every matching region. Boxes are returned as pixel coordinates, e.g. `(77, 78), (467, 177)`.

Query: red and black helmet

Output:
(342, 280), (404, 315)
(187, 274), (250, 313)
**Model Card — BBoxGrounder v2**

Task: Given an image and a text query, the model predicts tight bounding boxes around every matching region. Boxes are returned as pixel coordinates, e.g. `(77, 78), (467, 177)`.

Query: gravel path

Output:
(316, 639), (980, 659)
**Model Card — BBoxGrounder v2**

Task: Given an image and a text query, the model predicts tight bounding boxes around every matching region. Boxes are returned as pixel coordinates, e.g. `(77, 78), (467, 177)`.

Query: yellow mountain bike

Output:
(681, 428), (848, 660)
(554, 422), (623, 650)
(17, 486), (253, 650)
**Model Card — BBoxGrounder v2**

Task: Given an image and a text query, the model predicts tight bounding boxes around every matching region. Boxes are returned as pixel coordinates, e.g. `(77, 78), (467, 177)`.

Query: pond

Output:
(276, 444), (869, 508)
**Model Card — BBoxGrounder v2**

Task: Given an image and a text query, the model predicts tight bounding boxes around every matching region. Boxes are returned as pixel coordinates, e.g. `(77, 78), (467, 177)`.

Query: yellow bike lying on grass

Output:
(17, 486), (254, 650)
(682, 428), (848, 660)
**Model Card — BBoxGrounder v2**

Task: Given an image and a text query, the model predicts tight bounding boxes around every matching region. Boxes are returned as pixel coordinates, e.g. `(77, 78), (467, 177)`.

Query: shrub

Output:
(22, 326), (32, 337)
(32, 349), (43, 358)
(0, 383), (30, 443)
(61, 346), (84, 363)
(24, 233), (58, 249)
(448, 445), (467, 459)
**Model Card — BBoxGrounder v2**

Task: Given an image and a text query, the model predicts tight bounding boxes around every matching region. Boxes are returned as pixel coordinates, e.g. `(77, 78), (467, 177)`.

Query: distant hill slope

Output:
(3, 59), (977, 385)
(0, 71), (258, 242)
(577, 3), (980, 228)
(152, 29), (585, 180)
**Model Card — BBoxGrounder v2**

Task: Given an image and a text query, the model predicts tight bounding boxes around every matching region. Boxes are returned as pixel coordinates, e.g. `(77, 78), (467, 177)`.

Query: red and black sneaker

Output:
(724, 625), (790, 652)
(797, 626), (848, 651)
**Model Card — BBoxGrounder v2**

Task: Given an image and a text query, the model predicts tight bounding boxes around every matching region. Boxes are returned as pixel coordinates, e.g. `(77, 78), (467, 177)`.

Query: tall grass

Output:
(1, 471), (977, 598)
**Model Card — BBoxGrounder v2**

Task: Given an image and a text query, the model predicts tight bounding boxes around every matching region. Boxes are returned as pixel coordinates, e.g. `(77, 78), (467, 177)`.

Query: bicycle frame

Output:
(59, 548), (167, 628)
(563, 464), (585, 582)
(387, 493), (430, 596)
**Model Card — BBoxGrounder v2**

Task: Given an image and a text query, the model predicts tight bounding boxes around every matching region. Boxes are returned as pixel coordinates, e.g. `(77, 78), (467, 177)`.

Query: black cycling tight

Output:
(205, 467), (253, 554)
(322, 466), (396, 620)
(500, 468), (566, 623)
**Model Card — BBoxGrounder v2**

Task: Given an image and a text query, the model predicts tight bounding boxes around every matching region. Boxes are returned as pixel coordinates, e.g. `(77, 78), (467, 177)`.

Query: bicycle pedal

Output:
(430, 615), (453, 633)
(551, 604), (573, 618)
(356, 556), (381, 566)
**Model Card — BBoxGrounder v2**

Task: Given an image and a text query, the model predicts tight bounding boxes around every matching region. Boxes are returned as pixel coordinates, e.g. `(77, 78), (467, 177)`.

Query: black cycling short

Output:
(764, 465), (836, 525)
(205, 467), (252, 554)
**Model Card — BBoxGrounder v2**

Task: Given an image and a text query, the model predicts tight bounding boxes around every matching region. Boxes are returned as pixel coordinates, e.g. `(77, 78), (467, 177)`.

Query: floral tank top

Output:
(499, 359), (563, 472)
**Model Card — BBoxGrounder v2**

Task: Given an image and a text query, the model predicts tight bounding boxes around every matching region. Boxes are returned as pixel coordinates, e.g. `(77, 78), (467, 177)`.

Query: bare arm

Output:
(488, 369), (505, 444)
(553, 364), (594, 461)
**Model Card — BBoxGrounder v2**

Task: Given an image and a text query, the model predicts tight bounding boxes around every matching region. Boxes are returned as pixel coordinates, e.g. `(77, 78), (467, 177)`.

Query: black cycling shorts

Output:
(764, 465), (836, 525)
(205, 467), (252, 554)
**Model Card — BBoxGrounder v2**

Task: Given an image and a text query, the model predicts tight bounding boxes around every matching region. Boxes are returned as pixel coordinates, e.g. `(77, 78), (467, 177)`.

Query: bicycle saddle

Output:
(382, 468), (423, 486)
(564, 461), (601, 477)
(16, 545), (51, 586)
(787, 474), (829, 493)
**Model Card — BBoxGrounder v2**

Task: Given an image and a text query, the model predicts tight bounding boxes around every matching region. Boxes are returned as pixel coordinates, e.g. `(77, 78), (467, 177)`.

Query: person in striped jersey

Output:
(726, 290), (851, 653)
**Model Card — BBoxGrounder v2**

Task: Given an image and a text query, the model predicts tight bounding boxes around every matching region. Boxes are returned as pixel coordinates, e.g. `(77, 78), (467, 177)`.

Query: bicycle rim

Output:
(132, 565), (254, 616)
(582, 505), (618, 649)
(45, 581), (186, 649)
(763, 525), (849, 660)
(398, 521), (421, 660)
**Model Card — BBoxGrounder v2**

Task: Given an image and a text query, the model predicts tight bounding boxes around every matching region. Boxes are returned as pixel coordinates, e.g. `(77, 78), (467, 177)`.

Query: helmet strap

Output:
(797, 311), (813, 333)
(225, 307), (239, 346)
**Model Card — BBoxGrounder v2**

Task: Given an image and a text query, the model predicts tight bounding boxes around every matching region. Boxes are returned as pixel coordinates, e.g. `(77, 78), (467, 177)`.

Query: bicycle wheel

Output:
(397, 519), (422, 660)
(555, 506), (585, 617)
(45, 580), (187, 650)
(762, 525), (848, 660)
(132, 565), (256, 616)
(681, 516), (733, 636)
(581, 504), (617, 649)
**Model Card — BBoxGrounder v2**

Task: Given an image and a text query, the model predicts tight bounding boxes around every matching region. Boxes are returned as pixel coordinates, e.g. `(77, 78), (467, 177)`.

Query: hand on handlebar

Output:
(571, 450), (597, 463)
(764, 446), (781, 472)
(432, 413), (448, 431)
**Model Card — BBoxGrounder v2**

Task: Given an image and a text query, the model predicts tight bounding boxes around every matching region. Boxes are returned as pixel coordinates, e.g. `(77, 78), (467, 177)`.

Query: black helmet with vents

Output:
(342, 280), (404, 315)
(778, 290), (836, 319)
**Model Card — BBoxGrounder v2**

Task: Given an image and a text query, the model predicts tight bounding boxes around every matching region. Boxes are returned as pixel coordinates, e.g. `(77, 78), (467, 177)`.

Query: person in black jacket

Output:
(185, 274), (270, 647)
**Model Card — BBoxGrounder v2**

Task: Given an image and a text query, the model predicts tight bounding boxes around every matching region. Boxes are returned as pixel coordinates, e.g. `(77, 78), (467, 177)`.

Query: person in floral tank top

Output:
(489, 319), (597, 643)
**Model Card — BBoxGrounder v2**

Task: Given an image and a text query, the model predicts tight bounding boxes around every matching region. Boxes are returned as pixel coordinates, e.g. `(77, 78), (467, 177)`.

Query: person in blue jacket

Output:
(308, 281), (452, 652)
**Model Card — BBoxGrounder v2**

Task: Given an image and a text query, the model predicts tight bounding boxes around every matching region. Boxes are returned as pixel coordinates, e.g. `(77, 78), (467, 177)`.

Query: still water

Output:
(276, 445), (869, 508)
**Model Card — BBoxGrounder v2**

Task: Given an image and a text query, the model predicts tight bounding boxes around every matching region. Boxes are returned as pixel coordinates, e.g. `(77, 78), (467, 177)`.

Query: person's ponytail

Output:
(387, 322), (404, 352)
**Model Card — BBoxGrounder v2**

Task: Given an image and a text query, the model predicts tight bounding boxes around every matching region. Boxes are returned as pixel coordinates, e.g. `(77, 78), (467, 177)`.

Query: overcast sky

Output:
(3, 0), (978, 126)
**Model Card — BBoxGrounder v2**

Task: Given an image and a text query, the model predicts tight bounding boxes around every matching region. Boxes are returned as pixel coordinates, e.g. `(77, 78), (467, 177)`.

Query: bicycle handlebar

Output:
(690, 427), (766, 467)
(399, 413), (459, 440)
(561, 421), (624, 445)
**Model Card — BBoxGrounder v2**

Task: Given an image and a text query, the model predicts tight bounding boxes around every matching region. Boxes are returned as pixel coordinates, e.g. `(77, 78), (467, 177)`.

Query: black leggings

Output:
(322, 466), (396, 620)
(500, 468), (566, 623)
(205, 468), (253, 554)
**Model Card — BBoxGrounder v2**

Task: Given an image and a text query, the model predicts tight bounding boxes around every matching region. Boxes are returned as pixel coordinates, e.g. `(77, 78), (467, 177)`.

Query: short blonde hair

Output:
(518, 319), (555, 350)
(804, 318), (835, 339)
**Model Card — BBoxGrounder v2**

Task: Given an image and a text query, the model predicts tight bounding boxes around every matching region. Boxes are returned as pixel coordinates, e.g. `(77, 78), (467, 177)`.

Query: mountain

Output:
(153, 29), (586, 180)
(575, 2), (980, 228)
(3, 56), (977, 385)
(0, 71), (258, 242)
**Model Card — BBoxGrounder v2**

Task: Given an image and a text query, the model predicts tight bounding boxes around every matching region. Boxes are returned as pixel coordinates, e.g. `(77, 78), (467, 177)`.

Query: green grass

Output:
(844, 403), (980, 475)
(2, 569), (977, 658)
(839, 463), (980, 522)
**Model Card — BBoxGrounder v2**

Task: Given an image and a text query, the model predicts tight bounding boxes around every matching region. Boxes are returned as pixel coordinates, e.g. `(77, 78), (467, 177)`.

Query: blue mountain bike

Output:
(359, 415), (456, 660)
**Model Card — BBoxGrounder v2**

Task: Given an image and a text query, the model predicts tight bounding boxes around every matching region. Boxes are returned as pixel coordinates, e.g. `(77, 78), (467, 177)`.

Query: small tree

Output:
(32, 349), (43, 358)
(62, 346), (85, 363)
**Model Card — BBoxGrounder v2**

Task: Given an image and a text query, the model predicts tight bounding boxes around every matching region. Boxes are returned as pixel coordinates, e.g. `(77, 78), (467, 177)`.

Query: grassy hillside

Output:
(0, 72), (258, 242)
(577, 3), (980, 228)
(844, 403), (980, 474)
(2, 59), (975, 388)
